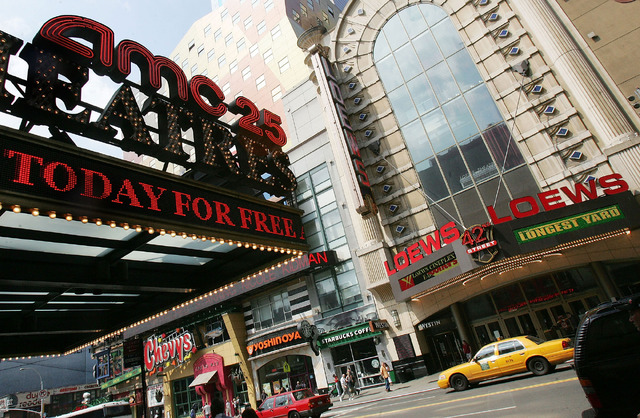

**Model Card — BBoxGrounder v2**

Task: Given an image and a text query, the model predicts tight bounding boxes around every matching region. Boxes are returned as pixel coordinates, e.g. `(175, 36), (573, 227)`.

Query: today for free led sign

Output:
(0, 15), (295, 196)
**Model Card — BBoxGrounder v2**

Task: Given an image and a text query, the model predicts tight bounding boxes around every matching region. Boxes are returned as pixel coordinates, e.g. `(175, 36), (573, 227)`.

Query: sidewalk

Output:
(330, 374), (441, 410)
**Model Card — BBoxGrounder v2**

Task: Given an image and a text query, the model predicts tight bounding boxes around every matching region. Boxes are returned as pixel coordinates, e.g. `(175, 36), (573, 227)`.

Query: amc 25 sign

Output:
(0, 16), (295, 196)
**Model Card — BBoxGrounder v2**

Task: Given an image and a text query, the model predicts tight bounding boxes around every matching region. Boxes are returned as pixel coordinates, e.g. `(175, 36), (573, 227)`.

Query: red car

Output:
(256, 389), (332, 418)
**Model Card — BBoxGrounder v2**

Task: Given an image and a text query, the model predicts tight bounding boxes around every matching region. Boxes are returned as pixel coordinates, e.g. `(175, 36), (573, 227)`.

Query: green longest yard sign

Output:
(514, 205), (623, 244)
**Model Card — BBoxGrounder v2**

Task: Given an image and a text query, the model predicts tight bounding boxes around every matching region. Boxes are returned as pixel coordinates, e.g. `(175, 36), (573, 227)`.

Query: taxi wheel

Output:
(450, 374), (469, 391)
(528, 357), (550, 376)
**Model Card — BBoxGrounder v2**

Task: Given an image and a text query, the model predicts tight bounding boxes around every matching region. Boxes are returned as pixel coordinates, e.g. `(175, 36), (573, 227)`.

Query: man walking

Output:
(380, 363), (391, 392)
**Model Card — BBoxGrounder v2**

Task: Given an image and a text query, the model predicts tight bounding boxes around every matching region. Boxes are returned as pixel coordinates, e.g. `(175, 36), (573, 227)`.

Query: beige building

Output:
(294, 0), (640, 372)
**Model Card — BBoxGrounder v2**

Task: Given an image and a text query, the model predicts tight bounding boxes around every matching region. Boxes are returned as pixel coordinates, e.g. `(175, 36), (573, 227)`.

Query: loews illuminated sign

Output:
(143, 328), (195, 372)
(317, 54), (376, 215)
(0, 16), (295, 196)
(487, 174), (628, 225)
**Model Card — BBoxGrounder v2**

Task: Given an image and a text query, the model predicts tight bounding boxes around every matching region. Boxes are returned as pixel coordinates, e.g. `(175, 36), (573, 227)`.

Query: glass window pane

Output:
(419, 4), (448, 26)
(374, 33), (392, 60)
(442, 96), (479, 141)
(306, 232), (324, 250)
(437, 146), (468, 194)
(407, 75), (437, 115)
(316, 188), (336, 209)
(416, 157), (448, 201)
(427, 61), (459, 103)
(325, 224), (344, 242)
(413, 30), (442, 70)
(422, 108), (455, 153)
(432, 19), (464, 57)
(316, 278), (340, 311)
(448, 49), (483, 92)
(319, 201), (338, 216)
(465, 85), (502, 130)
(399, 6), (428, 38)
(388, 85), (418, 126)
(401, 118), (433, 163)
(395, 43), (423, 81)
(377, 55), (405, 92)
(459, 135), (498, 184)
(382, 14), (410, 50)
(483, 123), (525, 171)
(311, 166), (330, 185)
(321, 208), (342, 227)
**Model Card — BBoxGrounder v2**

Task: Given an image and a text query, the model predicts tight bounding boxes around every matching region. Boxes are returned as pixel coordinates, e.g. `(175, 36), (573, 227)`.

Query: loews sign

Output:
(0, 16), (295, 196)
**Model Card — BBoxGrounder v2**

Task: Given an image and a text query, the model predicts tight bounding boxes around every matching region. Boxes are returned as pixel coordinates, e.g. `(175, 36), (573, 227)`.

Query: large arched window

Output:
(374, 4), (537, 227)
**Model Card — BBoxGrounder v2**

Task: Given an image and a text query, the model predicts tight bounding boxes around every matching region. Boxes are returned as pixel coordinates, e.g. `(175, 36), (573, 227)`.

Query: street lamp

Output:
(19, 367), (44, 417)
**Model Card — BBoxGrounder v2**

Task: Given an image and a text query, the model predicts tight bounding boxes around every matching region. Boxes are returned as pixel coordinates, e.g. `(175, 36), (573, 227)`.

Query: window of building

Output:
(271, 24), (282, 40)
(201, 69), (208, 77)
(328, 6), (334, 17)
(225, 33), (233, 46)
(188, 40), (195, 51)
(265, 0), (274, 12)
(173, 378), (198, 418)
(322, 11), (329, 25)
(207, 48), (215, 62)
(235, 91), (243, 99)
(295, 164), (360, 315)
(218, 54), (226, 67)
(300, 4), (308, 16)
(307, 0), (313, 9)
(232, 12), (241, 25)
(292, 10), (301, 24)
(271, 85), (282, 102)
(237, 38), (246, 52)
(257, 21), (266, 35)
(181, 59), (188, 69)
(220, 8), (228, 19)
(205, 317), (230, 346)
(256, 74), (266, 90)
(197, 44), (205, 56)
(173, 54), (180, 63)
(222, 82), (231, 97)
(244, 16), (253, 29)
(278, 57), (290, 73)
(252, 0), (259, 6)
(251, 289), (292, 330)
(230, 60), (238, 74)
(263, 48), (273, 63)
(250, 44), (259, 57)
(212, 75), (219, 84)
(242, 66), (252, 81)
(204, 24), (212, 37)
(214, 29), (222, 41)
(190, 64), (198, 75)
(373, 4), (532, 228)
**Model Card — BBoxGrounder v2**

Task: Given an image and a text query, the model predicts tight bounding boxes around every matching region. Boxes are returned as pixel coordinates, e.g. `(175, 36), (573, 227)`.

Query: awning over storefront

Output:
(189, 371), (218, 387)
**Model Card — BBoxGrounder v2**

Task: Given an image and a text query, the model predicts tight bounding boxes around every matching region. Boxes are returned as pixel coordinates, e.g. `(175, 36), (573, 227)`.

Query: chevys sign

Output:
(0, 16), (295, 196)
(144, 328), (195, 372)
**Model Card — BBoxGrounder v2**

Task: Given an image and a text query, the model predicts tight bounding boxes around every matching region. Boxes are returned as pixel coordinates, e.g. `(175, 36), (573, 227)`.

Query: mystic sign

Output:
(0, 16), (295, 196)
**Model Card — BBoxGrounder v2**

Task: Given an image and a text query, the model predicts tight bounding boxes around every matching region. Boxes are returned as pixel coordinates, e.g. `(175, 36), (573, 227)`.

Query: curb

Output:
(329, 386), (440, 410)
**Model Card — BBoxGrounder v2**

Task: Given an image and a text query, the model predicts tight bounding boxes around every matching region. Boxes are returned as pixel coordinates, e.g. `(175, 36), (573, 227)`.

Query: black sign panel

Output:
(0, 129), (305, 247)
(123, 337), (143, 369)
(493, 191), (640, 256)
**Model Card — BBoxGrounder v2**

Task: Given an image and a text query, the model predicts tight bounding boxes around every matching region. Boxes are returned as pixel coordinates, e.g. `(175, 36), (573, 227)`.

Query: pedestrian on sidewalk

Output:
(462, 340), (472, 361)
(333, 374), (342, 399)
(380, 362), (391, 392)
(340, 373), (348, 401)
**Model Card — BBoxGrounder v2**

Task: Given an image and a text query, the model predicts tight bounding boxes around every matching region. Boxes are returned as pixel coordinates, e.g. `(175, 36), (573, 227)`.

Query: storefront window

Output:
(172, 377), (198, 418)
(257, 355), (315, 397)
(463, 293), (495, 321)
(491, 283), (526, 313)
(521, 275), (558, 305)
(251, 290), (292, 331)
(230, 365), (249, 408)
(605, 261), (640, 295)
(555, 267), (598, 293)
(331, 339), (382, 388)
(205, 318), (230, 346)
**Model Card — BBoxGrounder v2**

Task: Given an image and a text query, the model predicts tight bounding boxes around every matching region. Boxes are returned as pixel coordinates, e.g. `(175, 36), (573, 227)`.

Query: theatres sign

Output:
(0, 16), (295, 196)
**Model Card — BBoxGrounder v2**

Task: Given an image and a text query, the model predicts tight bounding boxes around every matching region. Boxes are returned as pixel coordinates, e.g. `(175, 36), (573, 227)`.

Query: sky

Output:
(0, 0), (213, 156)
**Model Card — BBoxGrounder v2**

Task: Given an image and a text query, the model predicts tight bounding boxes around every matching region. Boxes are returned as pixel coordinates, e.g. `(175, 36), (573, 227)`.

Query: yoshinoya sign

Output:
(246, 325), (305, 358)
(0, 16), (295, 196)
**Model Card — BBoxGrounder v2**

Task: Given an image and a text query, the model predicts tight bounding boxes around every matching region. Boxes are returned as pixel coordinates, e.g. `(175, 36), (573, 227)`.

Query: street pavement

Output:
(330, 373), (440, 410)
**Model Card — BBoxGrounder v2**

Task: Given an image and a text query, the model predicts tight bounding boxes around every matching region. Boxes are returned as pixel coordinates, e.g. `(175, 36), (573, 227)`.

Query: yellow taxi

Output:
(438, 335), (574, 391)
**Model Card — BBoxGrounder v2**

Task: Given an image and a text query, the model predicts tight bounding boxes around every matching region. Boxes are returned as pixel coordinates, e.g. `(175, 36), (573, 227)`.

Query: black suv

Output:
(573, 295), (640, 417)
